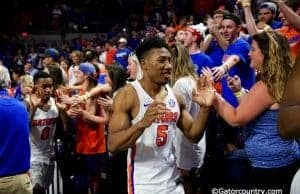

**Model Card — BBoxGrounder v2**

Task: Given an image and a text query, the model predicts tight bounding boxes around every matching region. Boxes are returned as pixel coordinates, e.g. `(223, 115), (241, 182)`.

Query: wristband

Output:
(242, 1), (251, 7)
(263, 25), (271, 31)
(242, 2), (251, 7)
(234, 88), (248, 98)
(222, 63), (230, 72)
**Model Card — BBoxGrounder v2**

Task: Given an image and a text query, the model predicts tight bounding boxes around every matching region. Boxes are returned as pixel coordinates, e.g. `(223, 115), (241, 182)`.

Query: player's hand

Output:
(139, 101), (171, 128)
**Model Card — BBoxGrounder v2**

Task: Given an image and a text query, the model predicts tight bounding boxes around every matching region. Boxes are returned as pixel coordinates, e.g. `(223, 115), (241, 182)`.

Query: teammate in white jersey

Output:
(108, 36), (215, 194)
(25, 71), (59, 194)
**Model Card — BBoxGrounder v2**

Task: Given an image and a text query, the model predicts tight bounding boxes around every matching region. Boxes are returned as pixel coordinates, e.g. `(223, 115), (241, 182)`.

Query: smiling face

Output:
(249, 40), (264, 70)
(74, 67), (87, 85)
(213, 13), (224, 28)
(278, 12), (289, 26)
(141, 47), (172, 85)
(70, 53), (81, 65)
(221, 19), (240, 43)
(175, 30), (185, 44)
(183, 30), (194, 48)
(127, 57), (138, 80)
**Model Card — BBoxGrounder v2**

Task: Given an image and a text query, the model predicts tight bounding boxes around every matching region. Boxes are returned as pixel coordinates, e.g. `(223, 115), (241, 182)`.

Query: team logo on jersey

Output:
(168, 99), (176, 108)
(143, 102), (151, 107)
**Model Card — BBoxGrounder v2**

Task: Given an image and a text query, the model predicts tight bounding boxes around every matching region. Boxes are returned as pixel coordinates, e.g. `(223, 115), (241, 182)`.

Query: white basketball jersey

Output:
(127, 81), (183, 194)
(30, 97), (59, 163)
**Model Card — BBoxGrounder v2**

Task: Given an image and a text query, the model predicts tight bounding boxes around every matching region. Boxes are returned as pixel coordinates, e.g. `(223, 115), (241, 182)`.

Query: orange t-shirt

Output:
(278, 26), (300, 61)
(75, 92), (106, 154)
(105, 49), (116, 65)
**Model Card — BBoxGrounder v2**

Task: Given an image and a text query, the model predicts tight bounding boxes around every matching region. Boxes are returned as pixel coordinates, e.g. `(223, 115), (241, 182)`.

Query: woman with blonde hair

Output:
(127, 52), (143, 81)
(202, 30), (299, 192)
(20, 74), (34, 98)
(170, 43), (207, 194)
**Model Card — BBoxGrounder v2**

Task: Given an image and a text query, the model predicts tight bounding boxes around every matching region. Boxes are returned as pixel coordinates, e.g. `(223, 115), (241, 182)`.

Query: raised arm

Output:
(213, 81), (276, 126)
(240, 0), (259, 36)
(206, 18), (229, 51)
(275, 0), (300, 31)
(176, 76), (214, 143)
(278, 56), (300, 138)
(201, 34), (214, 52)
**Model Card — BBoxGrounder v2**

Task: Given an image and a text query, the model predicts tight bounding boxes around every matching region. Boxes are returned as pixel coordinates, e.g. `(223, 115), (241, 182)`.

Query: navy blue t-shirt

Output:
(221, 38), (255, 107)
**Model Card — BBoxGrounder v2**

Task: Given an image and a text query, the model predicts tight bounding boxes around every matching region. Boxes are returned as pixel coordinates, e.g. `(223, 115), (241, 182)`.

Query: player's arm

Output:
(176, 93), (211, 143)
(24, 95), (38, 127)
(108, 86), (153, 153)
(275, 0), (300, 31)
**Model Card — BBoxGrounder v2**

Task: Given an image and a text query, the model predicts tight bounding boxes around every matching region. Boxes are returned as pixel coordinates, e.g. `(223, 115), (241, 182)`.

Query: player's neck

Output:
(139, 79), (166, 99)
(139, 79), (161, 95)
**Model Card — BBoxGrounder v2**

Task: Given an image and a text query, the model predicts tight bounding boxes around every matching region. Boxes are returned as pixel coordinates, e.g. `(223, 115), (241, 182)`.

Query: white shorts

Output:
(30, 161), (54, 188)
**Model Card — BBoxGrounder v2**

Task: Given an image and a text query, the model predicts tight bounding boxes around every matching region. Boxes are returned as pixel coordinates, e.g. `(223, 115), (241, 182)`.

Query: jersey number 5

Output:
(156, 125), (168, 147)
(41, 126), (51, 140)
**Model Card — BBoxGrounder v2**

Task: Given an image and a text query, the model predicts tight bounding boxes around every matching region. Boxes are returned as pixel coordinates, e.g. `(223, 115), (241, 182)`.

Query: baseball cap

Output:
(78, 62), (98, 81)
(26, 58), (33, 64)
(118, 37), (127, 43)
(260, 2), (277, 13)
(186, 26), (203, 42)
(44, 48), (59, 60)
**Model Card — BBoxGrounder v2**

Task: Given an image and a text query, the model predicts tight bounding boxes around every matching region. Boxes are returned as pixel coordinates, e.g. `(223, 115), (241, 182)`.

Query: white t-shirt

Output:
(173, 76), (206, 170)
(68, 65), (79, 86)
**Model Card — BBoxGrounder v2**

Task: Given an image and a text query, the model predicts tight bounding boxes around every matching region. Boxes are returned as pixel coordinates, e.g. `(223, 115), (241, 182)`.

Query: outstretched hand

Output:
(193, 72), (216, 107)
(211, 66), (227, 81)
